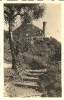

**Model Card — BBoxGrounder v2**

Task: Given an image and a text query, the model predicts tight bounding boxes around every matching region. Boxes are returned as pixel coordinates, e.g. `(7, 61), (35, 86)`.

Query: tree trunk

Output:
(8, 18), (16, 69)
(8, 20), (25, 78)
(8, 18), (24, 76)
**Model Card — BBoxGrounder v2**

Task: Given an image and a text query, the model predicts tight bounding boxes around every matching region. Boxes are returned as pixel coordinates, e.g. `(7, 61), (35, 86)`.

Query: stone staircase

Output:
(14, 68), (47, 94)
(4, 62), (48, 97)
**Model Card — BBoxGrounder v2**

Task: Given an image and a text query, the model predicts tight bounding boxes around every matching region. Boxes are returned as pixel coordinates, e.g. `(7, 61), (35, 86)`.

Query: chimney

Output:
(43, 22), (47, 38)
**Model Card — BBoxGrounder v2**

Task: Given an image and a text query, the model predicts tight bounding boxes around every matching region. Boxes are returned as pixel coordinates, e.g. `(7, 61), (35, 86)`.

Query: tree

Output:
(4, 4), (46, 72)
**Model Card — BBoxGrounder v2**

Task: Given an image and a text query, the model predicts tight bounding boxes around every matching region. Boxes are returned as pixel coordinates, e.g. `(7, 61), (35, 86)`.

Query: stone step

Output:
(14, 81), (38, 88)
(13, 76), (39, 81)
(26, 69), (47, 73)
(20, 76), (39, 81)
(25, 72), (44, 77)
(23, 69), (47, 77)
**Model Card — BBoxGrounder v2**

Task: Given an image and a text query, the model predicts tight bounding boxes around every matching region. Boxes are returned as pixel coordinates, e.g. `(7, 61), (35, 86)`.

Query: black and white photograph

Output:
(4, 3), (61, 97)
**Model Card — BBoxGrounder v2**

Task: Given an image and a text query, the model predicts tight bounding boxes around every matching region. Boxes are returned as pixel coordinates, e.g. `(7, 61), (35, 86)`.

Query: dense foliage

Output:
(4, 4), (45, 69)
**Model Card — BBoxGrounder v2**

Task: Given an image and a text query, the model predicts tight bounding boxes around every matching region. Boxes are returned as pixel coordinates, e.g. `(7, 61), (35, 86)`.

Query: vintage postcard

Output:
(0, 0), (64, 99)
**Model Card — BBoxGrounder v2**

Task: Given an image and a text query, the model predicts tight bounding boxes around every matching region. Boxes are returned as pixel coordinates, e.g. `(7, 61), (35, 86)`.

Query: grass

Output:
(38, 63), (61, 97)
(4, 37), (61, 97)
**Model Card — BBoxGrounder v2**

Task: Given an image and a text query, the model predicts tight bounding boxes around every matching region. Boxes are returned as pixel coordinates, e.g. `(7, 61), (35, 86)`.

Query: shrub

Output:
(29, 59), (45, 70)
(38, 65), (61, 97)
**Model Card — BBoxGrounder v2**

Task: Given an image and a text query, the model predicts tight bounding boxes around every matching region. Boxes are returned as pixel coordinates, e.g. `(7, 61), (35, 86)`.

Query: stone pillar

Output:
(43, 22), (47, 38)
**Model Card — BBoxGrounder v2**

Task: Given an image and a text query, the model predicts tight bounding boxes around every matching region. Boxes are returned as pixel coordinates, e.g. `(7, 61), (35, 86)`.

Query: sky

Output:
(4, 3), (61, 42)
(33, 3), (61, 42)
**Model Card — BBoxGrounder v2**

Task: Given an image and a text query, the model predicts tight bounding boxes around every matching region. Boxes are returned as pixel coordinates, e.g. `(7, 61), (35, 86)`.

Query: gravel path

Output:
(4, 82), (42, 97)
